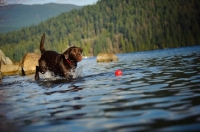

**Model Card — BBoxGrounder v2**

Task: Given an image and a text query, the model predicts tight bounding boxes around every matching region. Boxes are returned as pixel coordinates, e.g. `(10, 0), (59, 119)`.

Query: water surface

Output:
(0, 46), (200, 132)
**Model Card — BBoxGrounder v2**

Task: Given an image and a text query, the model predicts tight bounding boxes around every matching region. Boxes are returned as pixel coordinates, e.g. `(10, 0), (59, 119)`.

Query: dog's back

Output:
(39, 33), (59, 68)
(40, 51), (59, 65)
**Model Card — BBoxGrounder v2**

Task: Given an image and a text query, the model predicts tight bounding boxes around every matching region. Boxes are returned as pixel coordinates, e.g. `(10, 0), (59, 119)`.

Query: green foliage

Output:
(0, 0), (200, 61)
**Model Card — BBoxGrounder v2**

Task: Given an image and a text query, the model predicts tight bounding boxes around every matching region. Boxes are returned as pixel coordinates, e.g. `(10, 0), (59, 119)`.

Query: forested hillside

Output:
(0, 0), (200, 61)
(0, 3), (82, 33)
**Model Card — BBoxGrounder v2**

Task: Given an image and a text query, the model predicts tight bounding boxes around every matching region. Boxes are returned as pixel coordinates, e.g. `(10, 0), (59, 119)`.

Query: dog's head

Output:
(63, 46), (83, 62)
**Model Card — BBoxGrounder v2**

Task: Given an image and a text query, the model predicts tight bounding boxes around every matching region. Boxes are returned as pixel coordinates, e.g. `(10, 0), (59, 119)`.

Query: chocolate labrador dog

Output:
(35, 33), (83, 80)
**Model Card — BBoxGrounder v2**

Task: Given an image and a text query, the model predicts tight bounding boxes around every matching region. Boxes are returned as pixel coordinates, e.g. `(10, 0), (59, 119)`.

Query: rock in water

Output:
(1, 64), (19, 76)
(0, 49), (18, 76)
(21, 53), (41, 75)
(96, 53), (118, 62)
(0, 62), (2, 79)
(0, 49), (13, 65)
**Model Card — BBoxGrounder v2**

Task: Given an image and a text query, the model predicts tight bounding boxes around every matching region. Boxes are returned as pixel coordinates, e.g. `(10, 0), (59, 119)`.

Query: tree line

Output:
(0, 0), (200, 61)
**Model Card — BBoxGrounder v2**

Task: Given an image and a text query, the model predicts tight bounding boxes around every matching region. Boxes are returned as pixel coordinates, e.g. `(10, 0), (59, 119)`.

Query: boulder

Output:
(0, 63), (2, 79)
(0, 49), (13, 65)
(1, 64), (19, 76)
(21, 53), (41, 75)
(96, 53), (118, 62)
(0, 49), (16, 77)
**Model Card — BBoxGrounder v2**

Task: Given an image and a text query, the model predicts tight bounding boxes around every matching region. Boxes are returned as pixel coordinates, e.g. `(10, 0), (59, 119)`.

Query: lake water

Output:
(0, 46), (200, 132)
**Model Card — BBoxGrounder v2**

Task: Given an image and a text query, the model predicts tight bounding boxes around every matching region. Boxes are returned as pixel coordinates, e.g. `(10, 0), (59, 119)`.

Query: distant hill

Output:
(0, 3), (82, 33)
(0, 0), (200, 61)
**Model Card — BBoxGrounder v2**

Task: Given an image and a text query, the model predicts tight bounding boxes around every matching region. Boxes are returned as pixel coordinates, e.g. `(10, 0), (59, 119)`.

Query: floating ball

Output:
(115, 69), (123, 76)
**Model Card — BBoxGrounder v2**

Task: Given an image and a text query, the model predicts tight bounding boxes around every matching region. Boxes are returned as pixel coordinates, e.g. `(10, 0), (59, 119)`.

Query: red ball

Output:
(115, 69), (123, 76)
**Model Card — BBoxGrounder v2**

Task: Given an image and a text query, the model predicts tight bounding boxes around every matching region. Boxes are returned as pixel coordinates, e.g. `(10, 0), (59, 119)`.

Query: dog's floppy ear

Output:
(63, 46), (83, 59)
(63, 47), (72, 59)
(79, 47), (83, 53)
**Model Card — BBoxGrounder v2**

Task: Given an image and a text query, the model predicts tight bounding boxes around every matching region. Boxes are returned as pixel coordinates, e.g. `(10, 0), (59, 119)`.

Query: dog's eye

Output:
(71, 49), (75, 53)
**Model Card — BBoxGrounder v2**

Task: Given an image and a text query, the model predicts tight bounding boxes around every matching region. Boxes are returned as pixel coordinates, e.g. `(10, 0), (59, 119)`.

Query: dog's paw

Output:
(35, 74), (40, 81)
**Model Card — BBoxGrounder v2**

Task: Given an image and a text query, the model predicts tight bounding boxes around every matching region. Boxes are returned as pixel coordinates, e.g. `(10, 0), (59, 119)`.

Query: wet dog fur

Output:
(35, 33), (83, 80)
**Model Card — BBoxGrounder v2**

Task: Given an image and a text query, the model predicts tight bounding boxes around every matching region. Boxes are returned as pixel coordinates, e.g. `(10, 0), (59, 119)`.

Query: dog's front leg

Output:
(62, 70), (74, 78)
(35, 66), (40, 81)
(62, 69), (73, 78)
(59, 64), (73, 79)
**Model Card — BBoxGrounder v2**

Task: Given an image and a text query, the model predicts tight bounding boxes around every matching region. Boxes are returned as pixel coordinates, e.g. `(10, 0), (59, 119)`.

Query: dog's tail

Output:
(40, 33), (46, 54)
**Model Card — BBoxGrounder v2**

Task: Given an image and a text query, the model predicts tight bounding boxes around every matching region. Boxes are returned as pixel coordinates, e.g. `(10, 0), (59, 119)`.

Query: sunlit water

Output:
(0, 46), (200, 132)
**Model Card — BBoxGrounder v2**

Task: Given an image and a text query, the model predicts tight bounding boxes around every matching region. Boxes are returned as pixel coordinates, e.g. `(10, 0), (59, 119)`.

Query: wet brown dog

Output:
(35, 33), (83, 80)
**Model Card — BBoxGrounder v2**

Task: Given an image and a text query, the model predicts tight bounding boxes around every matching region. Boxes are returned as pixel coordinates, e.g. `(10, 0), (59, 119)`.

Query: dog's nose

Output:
(78, 56), (82, 62)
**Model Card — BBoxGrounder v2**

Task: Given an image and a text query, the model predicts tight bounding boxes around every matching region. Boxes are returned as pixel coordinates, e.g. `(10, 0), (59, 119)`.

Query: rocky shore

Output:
(0, 50), (40, 79)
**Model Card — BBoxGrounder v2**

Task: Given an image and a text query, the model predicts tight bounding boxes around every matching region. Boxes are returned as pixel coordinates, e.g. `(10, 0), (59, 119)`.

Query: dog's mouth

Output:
(70, 53), (82, 62)
(77, 56), (82, 62)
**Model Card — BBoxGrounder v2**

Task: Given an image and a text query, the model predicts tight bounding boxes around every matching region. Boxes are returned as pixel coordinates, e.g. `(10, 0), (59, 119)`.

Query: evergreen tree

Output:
(0, 0), (200, 61)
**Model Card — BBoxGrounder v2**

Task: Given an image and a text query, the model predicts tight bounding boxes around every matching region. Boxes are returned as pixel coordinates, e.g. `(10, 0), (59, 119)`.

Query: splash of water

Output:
(69, 65), (84, 78)
(41, 66), (84, 80)
(44, 71), (55, 78)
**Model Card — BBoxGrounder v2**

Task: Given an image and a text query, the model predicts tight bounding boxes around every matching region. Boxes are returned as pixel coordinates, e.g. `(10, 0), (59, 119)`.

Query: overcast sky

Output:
(7, 0), (98, 6)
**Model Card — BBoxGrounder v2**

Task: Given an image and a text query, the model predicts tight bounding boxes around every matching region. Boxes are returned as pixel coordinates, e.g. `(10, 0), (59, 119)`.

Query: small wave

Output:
(70, 65), (84, 78)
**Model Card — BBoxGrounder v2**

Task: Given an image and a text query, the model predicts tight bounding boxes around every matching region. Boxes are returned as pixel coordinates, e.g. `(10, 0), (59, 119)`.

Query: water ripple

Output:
(0, 46), (200, 132)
